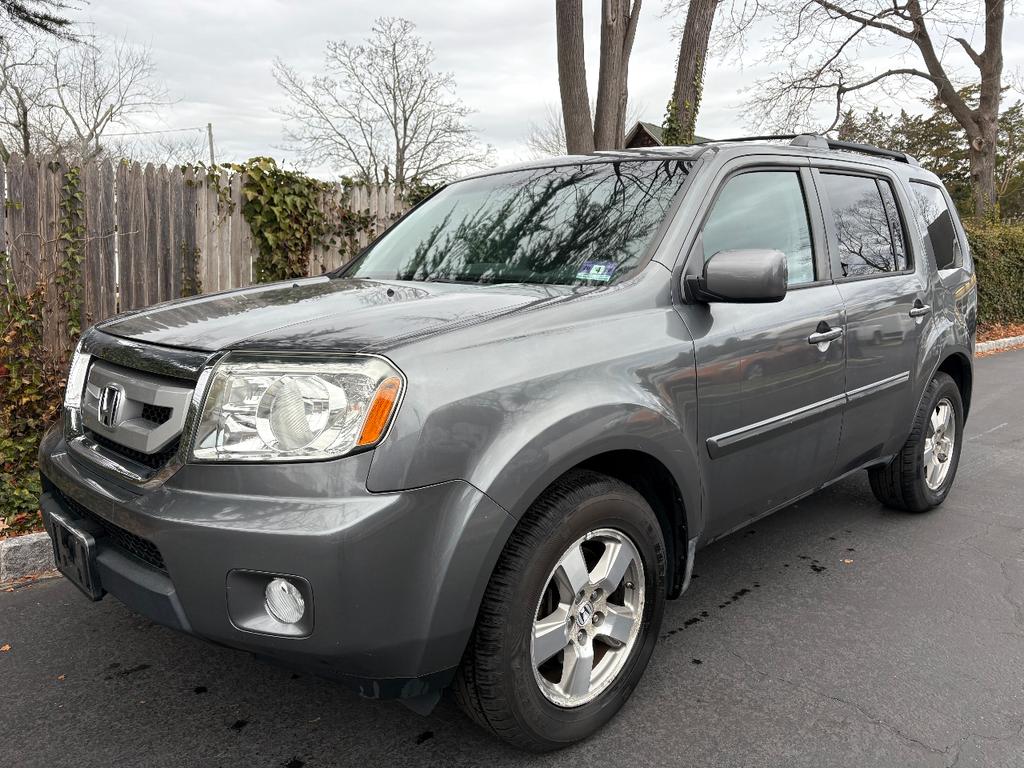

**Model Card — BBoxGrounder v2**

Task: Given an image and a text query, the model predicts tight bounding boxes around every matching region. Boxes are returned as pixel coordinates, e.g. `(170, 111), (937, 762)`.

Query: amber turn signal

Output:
(356, 376), (403, 446)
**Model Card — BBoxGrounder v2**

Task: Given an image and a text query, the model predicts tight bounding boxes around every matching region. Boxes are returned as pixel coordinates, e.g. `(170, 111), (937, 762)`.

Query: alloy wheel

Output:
(530, 528), (645, 708)
(924, 397), (956, 491)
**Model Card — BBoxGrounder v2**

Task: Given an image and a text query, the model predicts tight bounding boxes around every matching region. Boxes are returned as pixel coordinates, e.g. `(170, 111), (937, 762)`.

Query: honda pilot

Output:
(39, 135), (976, 750)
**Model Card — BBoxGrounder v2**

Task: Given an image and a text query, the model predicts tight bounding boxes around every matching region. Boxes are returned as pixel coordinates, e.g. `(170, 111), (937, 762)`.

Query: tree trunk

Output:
(972, 0), (1004, 218)
(615, 1), (641, 147)
(669, 0), (718, 145)
(970, 122), (999, 218)
(594, 0), (640, 150)
(555, 0), (594, 154)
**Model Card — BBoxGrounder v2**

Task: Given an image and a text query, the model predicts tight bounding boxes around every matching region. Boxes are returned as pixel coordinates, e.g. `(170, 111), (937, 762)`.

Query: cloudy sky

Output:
(70, 1), (1024, 175)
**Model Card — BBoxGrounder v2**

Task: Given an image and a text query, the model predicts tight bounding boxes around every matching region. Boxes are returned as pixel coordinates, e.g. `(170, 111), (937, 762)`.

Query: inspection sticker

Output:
(575, 261), (616, 282)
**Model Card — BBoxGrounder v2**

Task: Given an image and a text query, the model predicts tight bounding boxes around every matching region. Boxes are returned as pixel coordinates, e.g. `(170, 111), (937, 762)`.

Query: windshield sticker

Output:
(576, 261), (617, 282)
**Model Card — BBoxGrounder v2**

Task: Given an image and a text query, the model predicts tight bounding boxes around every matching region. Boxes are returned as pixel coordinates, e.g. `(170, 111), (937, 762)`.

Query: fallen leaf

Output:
(57, 674), (65, 681)
(0, 644), (10, 652)
(841, 559), (854, 564)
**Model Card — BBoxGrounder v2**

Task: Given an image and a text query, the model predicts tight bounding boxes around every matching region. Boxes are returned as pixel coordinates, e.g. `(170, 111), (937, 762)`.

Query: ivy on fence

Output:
(0, 164), (86, 536)
(227, 157), (375, 283)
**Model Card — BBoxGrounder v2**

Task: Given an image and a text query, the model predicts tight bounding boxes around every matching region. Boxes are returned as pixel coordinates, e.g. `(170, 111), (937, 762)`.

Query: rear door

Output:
(812, 167), (929, 474)
(677, 157), (846, 539)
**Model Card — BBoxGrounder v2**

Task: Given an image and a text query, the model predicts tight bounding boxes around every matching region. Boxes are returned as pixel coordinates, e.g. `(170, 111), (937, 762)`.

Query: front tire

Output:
(869, 372), (964, 512)
(454, 470), (666, 751)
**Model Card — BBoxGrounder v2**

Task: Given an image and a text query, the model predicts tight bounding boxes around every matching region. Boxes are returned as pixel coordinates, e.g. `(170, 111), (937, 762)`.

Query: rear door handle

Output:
(808, 327), (843, 345)
(909, 302), (931, 318)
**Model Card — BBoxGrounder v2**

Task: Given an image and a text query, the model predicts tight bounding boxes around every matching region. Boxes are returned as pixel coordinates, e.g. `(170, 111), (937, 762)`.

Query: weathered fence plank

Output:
(3, 153), (408, 362)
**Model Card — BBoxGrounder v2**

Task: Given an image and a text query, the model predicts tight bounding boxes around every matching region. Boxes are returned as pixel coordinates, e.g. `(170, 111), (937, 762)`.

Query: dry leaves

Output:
(1, 643), (11, 652)
(841, 559), (854, 565)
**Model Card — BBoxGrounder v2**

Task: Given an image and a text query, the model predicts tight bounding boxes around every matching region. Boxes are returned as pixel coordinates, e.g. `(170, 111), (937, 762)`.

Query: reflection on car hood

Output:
(96, 277), (572, 353)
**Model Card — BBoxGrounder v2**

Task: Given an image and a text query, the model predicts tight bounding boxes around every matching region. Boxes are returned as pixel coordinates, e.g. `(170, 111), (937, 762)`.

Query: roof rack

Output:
(703, 133), (920, 166)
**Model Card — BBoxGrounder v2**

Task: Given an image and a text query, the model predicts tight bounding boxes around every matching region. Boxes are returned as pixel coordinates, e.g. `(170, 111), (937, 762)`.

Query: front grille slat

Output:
(87, 429), (181, 470)
(141, 403), (173, 425)
(54, 489), (167, 573)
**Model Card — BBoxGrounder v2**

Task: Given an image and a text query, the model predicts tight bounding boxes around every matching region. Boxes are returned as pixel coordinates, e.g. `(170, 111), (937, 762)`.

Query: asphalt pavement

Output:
(2, 349), (1023, 768)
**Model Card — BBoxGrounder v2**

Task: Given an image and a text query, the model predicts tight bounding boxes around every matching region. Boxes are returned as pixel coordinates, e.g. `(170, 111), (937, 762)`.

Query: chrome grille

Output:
(78, 358), (194, 474)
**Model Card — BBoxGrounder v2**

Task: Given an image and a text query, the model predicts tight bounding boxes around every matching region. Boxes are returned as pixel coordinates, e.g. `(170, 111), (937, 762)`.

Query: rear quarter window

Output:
(909, 182), (963, 271)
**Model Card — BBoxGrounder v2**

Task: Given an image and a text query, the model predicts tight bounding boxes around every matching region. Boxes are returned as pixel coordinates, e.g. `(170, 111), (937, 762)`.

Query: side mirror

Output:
(685, 249), (788, 303)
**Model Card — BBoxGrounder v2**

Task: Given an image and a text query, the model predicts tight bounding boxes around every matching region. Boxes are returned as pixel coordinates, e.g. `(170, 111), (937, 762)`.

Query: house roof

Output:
(626, 120), (712, 146)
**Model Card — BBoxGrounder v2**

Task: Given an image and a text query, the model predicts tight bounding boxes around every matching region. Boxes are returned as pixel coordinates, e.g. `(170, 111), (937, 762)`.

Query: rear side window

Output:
(820, 173), (909, 277)
(909, 182), (962, 271)
(701, 171), (815, 285)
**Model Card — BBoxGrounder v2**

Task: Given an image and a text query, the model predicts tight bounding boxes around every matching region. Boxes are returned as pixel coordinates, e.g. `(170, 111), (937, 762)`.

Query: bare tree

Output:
(274, 17), (491, 185)
(739, 0), (1006, 218)
(0, 38), (46, 159)
(555, 0), (641, 152)
(43, 37), (168, 160)
(663, 0), (720, 144)
(108, 129), (208, 166)
(524, 100), (642, 158)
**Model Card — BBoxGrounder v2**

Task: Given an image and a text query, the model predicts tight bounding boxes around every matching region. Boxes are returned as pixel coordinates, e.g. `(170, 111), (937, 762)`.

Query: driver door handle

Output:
(808, 327), (844, 345)
(909, 302), (931, 318)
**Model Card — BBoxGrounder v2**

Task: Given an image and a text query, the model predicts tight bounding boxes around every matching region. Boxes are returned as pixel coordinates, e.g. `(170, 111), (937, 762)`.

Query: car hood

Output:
(96, 277), (572, 353)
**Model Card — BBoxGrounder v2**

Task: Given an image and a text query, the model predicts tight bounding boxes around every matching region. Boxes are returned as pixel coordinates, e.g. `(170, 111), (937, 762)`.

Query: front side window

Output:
(344, 160), (692, 286)
(910, 182), (962, 271)
(820, 173), (907, 277)
(700, 171), (816, 286)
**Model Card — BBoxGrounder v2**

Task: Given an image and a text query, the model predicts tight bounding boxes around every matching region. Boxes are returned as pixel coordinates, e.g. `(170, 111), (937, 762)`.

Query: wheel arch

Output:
(936, 351), (973, 418)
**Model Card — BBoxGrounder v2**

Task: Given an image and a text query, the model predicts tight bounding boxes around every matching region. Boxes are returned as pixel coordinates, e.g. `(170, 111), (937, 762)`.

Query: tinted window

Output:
(878, 182), (909, 271)
(910, 182), (962, 271)
(701, 171), (815, 285)
(821, 173), (906, 277)
(345, 160), (691, 286)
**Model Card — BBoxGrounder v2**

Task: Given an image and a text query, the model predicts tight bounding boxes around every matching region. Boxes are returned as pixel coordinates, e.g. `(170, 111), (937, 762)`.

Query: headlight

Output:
(191, 353), (404, 462)
(63, 340), (90, 438)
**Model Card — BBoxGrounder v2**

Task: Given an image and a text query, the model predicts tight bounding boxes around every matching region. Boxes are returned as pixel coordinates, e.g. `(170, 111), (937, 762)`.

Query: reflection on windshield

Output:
(344, 160), (692, 286)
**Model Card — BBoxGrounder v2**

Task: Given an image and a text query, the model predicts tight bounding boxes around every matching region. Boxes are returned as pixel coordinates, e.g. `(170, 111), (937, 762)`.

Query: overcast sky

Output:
(71, 1), (1024, 176)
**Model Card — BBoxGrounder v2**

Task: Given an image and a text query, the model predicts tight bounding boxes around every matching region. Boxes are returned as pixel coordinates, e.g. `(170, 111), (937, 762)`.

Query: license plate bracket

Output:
(48, 508), (104, 601)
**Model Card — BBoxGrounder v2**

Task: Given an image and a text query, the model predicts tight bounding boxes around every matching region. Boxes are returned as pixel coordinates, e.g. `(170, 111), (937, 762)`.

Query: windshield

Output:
(343, 159), (692, 286)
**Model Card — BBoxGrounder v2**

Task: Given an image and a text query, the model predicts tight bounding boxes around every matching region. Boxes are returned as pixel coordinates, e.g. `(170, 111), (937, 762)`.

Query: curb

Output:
(0, 531), (55, 584)
(977, 334), (1024, 354)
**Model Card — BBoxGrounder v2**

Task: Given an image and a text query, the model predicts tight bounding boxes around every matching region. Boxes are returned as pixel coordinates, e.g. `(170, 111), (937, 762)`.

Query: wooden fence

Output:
(0, 153), (408, 359)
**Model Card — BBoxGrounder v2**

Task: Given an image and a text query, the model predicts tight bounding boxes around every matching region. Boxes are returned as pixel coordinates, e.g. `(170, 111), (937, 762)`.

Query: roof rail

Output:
(791, 134), (920, 165)
(702, 133), (920, 166)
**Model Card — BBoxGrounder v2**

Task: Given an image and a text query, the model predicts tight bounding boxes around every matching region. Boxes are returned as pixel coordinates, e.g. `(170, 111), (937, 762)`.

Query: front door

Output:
(677, 163), (846, 539)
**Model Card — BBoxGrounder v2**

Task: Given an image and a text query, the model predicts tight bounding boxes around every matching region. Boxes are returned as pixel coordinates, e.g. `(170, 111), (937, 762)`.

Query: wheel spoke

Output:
(533, 605), (572, 666)
(591, 540), (635, 594)
(596, 605), (636, 646)
(554, 544), (590, 600)
(930, 407), (944, 435)
(561, 641), (594, 699)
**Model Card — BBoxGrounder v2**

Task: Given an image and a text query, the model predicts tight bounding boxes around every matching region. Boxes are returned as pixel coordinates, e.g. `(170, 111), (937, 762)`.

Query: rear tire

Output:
(868, 372), (964, 512)
(453, 469), (666, 752)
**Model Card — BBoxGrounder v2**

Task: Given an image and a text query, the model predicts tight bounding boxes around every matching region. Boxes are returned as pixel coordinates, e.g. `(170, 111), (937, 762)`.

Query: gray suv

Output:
(39, 135), (976, 751)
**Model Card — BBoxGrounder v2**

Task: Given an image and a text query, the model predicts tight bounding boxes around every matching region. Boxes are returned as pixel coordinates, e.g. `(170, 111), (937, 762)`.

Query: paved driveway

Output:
(2, 350), (1023, 768)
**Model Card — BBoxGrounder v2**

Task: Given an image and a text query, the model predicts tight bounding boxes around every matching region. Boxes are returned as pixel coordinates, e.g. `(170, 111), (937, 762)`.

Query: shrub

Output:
(0, 265), (66, 536)
(965, 221), (1024, 328)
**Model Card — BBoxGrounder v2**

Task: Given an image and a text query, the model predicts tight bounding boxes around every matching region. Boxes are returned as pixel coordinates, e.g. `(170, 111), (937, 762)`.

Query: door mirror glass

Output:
(687, 248), (788, 303)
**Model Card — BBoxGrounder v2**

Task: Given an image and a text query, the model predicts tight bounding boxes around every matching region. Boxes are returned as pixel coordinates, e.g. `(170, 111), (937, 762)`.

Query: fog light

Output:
(264, 578), (305, 624)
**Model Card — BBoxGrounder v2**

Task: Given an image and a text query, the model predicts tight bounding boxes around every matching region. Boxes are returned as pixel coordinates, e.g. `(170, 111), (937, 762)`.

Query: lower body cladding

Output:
(37, 425), (517, 702)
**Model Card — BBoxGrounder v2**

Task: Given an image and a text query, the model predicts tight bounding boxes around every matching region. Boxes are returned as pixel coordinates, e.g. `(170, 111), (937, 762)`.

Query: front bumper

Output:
(39, 422), (515, 699)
